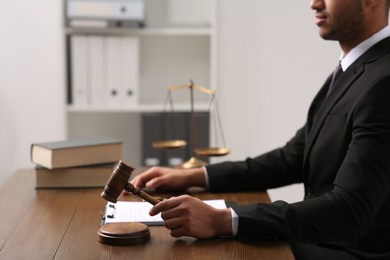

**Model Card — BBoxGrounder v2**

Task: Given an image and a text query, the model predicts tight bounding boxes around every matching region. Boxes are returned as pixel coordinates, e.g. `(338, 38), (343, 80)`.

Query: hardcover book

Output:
(31, 136), (122, 169)
(35, 163), (115, 188)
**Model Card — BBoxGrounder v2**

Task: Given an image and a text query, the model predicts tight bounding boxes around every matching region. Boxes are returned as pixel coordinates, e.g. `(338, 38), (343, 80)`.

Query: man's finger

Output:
(149, 197), (180, 216)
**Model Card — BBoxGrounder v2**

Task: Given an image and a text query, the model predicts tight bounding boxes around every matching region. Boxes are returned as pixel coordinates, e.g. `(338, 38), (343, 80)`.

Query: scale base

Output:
(177, 157), (207, 169)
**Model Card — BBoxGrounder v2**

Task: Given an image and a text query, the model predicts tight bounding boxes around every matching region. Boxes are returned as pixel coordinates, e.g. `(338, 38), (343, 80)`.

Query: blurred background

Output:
(0, 0), (340, 202)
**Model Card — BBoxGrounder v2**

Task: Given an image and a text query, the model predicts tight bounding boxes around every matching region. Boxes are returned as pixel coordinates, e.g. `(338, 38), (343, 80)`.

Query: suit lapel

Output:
(303, 36), (390, 166)
(304, 66), (364, 159)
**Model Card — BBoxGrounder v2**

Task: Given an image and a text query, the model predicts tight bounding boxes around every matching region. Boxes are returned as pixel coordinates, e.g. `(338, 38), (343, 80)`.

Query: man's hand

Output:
(149, 195), (232, 239)
(131, 167), (206, 190)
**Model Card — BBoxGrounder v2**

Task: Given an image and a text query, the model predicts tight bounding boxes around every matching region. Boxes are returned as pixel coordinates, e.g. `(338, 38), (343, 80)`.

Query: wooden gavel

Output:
(101, 161), (160, 205)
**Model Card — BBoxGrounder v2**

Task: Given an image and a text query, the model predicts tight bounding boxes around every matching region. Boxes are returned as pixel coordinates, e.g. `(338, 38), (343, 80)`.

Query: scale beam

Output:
(168, 82), (216, 95)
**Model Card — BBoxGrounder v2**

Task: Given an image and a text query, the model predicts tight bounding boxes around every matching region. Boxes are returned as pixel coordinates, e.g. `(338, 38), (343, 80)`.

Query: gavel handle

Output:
(125, 183), (161, 205)
(137, 189), (161, 205)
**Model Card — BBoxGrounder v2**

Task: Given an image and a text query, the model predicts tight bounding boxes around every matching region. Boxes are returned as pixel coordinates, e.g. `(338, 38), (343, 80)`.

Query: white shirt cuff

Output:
(202, 166), (210, 189)
(230, 208), (239, 236)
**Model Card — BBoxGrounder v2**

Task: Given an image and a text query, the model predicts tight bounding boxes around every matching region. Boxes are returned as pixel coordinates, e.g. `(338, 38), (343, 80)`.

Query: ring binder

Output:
(106, 204), (115, 218)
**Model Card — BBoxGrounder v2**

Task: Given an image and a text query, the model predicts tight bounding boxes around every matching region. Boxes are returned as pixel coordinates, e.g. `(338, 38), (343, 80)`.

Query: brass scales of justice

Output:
(151, 80), (230, 168)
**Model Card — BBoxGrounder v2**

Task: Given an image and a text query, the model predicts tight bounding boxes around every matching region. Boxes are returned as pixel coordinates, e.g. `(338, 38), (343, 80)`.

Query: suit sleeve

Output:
(228, 76), (390, 247)
(206, 125), (306, 192)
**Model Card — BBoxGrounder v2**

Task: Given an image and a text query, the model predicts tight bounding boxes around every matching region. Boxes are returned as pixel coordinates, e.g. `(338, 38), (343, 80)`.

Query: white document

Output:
(70, 34), (140, 108)
(105, 36), (122, 107)
(89, 36), (106, 107)
(121, 36), (139, 108)
(105, 36), (139, 108)
(103, 199), (227, 226)
(71, 35), (89, 106)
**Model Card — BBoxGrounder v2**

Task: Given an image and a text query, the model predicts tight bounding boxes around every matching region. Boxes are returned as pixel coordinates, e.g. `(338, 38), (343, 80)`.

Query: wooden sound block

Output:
(97, 222), (150, 246)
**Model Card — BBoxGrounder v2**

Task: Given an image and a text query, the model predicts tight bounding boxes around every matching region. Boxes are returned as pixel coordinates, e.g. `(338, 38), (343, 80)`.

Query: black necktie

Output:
(327, 64), (343, 96)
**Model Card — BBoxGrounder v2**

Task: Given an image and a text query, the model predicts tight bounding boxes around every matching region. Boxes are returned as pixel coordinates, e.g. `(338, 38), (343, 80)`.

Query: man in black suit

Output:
(132, 0), (390, 258)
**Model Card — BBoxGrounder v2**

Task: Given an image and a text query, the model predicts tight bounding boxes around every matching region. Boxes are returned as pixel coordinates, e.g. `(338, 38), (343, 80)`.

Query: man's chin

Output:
(319, 31), (338, 41)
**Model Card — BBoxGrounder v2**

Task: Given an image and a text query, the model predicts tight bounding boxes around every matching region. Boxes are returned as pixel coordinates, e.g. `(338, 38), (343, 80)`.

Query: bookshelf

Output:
(65, 0), (218, 166)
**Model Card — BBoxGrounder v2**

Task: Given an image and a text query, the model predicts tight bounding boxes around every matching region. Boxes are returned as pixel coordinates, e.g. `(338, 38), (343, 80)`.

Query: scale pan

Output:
(152, 140), (187, 149)
(194, 147), (230, 157)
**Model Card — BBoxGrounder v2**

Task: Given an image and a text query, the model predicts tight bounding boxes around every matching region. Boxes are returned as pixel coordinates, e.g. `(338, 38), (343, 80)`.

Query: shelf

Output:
(65, 0), (218, 167)
(66, 103), (210, 113)
(65, 27), (213, 36)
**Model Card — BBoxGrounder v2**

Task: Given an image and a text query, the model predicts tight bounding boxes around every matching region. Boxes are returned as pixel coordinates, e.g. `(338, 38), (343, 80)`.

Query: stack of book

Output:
(31, 136), (122, 188)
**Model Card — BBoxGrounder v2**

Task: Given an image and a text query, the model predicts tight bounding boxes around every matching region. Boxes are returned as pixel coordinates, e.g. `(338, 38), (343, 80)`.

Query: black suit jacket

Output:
(206, 37), (390, 258)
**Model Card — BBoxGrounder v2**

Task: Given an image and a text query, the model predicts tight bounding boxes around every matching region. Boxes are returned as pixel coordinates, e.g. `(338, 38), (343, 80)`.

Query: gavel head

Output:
(101, 160), (134, 203)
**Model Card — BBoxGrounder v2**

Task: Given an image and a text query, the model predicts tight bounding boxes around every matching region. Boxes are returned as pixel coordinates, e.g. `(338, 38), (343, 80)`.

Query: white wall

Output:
(216, 1), (340, 202)
(0, 0), (66, 184)
(0, 0), (341, 204)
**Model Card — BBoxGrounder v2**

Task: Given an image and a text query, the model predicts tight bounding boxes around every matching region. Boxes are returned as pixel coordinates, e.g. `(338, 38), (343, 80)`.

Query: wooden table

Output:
(0, 169), (294, 259)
